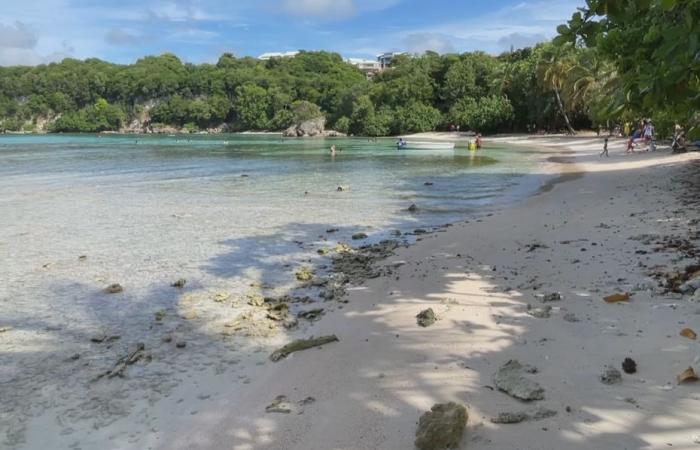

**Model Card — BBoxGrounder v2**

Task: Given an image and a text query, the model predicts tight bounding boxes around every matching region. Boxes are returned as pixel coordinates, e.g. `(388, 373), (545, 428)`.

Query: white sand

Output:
(5, 135), (700, 449)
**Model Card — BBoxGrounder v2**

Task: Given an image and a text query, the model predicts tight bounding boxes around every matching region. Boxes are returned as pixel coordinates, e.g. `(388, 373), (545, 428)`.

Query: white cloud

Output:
(280, 0), (356, 19)
(404, 33), (455, 55)
(0, 21), (37, 49)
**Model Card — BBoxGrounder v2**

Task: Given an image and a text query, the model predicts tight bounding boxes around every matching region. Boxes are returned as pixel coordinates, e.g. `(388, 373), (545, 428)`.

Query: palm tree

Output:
(538, 44), (576, 134)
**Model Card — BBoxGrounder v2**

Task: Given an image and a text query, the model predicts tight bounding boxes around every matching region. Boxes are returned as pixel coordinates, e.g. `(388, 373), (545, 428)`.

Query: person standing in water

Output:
(600, 136), (609, 157)
(330, 144), (337, 156)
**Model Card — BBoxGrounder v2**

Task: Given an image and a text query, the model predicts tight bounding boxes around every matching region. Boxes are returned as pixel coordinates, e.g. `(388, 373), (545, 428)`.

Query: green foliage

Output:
(449, 95), (514, 133)
(51, 98), (125, 132)
(333, 116), (350, 134)
(233, 84), (269, 130)
(557, 0), (700, 137)
(391, 102), (443, 134)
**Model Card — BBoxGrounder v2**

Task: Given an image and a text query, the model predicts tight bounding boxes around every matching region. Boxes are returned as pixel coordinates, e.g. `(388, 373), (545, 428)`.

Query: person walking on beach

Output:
(626, 135), (635, 153)
(600, 136), (609, 157)
(644, 120), (654, 151)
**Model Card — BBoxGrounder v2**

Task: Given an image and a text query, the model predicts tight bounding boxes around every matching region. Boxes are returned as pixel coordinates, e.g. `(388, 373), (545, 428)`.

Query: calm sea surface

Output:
(0, 133), (543, 293)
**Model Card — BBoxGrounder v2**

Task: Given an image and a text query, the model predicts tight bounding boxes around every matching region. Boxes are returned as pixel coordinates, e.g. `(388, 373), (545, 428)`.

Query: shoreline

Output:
(5, 136), (700, 449)
(157, 136), (700, 450)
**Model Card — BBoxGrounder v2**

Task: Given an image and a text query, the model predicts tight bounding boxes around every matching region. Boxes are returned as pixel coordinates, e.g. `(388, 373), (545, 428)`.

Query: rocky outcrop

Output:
(283, 117), (346, 138)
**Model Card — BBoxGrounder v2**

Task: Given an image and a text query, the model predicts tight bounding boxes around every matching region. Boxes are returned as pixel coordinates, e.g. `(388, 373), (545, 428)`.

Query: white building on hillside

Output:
(377, 52), (404, 70)
(346, 58), (382, 77)
(258, 51), (300, 60)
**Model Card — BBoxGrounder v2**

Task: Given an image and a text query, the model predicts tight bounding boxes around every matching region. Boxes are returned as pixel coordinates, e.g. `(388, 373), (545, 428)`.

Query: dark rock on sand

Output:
(622, 357), (637, 374)
(172, 278), (187, 288)
(352, 232), (368, 240)
(408, 203), (419, 212)
(295, 266), (315, 282)
(104, 283), (123, 294)
(416, 308), (437, 327)
(415, 402), (467, 450)
(542, 292), (562, 302)
(494, 360), (545, 401)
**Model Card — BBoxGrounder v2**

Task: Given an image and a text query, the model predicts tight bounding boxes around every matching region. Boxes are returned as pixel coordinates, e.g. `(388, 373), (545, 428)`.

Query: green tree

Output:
(233, 84), (269, 130)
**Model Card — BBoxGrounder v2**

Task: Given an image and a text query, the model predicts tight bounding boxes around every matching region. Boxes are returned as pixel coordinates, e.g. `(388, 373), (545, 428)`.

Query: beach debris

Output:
(525, 242), (548, 252)
(90, 333), (120, 343)
(542, 292), (562, 302)
(424, 182), (434, 186)
(678, 367), (699, 384)
(414, 402), (467, 450)
(416, 308), (437, 327)
(622, 358), (637, 374)
(266, 395), (293, 414)
(326, 228), (339, 234)
(266, 303), (290, 321)
(494, 360), (545, 401)
(600, 365), (622, 384)
(297, 308), (325, 321)
(270, 335), (339, 362)
(490, 412), (528, 424)
(246, 293), (266, 307)
(104, 283), (123, 294)
(295, 266), (315, 282)
(604, 293), (630, 303)
(265, 395), (316, 414)
(562, 313), (580, 323)
(0, 326), (12, 333)
(527, 304), (552, 319)
(336, 185), (349, 192)
(154, 310), (166, 322)
(317, 248), (330, 255)
(414, 229), (428, 235)
(407, 203), (419, 212)
(176, 340), (186, 348)
(172, 278), (187, 288)
(94, 343), (146, 380)
(680, 328), (697, 340)
(213, 292), (230, 303)
(352, 232), (368, 240)
(78, 255), (87, 261)
(491, 408), (557, 424)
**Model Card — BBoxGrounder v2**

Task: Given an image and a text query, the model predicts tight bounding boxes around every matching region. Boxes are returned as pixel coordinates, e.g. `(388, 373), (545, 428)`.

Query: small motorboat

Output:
(399, 141), (455, 150)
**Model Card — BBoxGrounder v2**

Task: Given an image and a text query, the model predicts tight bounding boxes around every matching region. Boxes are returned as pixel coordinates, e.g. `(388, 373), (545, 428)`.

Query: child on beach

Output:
(600, 137), (609, 157)
(626, 136), (635, 153)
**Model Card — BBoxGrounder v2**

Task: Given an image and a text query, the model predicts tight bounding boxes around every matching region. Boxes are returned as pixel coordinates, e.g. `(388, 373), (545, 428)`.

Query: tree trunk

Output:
(554, 87), (576, 135)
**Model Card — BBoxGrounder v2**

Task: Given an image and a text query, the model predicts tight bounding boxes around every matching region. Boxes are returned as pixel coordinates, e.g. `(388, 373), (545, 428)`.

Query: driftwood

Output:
(269, 335), (338, 362)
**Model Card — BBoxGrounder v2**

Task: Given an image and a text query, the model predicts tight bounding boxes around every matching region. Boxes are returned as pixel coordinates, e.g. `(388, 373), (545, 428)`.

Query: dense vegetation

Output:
(0, 0), (696, 137)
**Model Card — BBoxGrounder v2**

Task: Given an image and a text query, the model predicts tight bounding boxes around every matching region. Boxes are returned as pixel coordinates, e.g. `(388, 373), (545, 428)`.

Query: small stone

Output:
(494, 360), (545, 401)
(295, 266), (315, 282)
(352, 232), (368, 240)
(172, 278), (187, 288)
(416, 308), (437, 327)
(246, 293), (265, 307)
(78, 255), (87, 261)
(407, 204), (419, 212)
(601, 365), (622, 384)
(176, 341), (186, 348)
(542, 292), (562, 302)
(104, 283), (123, 294)
(562, 313), (579, 323)
(336, 185), (349, 192)
(491, 412), (528, 424)
(527, 305), (552, 319)
(265, 395), (293, 414)
(414, 402), (467, 450)
(622, 357), (637, 374)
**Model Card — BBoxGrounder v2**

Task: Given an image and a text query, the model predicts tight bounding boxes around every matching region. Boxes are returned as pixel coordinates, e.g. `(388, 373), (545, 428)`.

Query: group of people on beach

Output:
(600, 119), (656, 157)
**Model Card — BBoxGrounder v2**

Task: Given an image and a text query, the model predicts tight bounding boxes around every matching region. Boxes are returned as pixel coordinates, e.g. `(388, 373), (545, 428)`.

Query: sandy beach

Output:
(160, 135), (700, 450)
(3, 135), (700, 450)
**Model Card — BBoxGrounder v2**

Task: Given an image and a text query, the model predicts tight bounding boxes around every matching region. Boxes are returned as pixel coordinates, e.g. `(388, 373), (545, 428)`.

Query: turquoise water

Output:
(0, 134), (540, 290)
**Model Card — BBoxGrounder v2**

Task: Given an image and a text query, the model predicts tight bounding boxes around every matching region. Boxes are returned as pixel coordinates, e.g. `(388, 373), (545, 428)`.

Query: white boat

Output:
(398, 141), (455, 150)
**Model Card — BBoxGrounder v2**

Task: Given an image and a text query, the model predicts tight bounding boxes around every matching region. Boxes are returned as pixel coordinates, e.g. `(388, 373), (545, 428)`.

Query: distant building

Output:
(346, 58), (382, 77)
(376, 52), (404, 70)
(258, 51), (300, 60)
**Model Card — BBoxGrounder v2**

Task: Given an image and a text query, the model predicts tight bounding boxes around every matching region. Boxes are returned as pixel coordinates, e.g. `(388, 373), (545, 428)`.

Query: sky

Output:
(0, 0), (583, 66)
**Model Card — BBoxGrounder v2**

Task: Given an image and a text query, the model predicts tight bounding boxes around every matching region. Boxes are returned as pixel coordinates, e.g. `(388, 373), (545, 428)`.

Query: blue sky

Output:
(0, 0), (583, 66)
